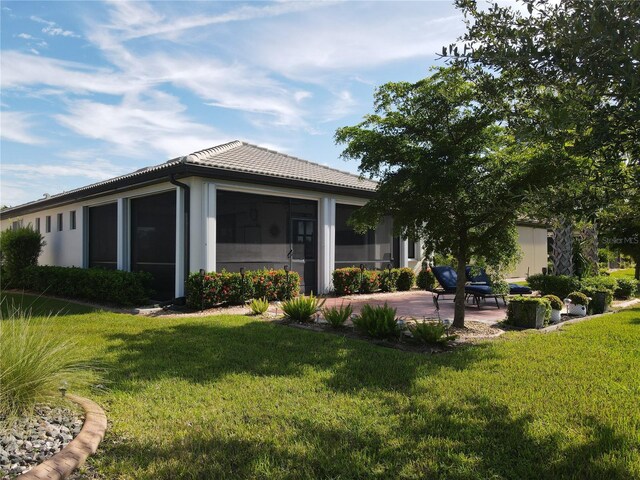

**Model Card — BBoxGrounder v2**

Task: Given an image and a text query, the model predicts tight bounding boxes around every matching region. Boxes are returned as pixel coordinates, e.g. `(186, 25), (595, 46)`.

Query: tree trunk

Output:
(635, 260), (640, 281)
(553, 220), (574, 276)
(453, 249), (467, 328)
(581, 221), (599, 276)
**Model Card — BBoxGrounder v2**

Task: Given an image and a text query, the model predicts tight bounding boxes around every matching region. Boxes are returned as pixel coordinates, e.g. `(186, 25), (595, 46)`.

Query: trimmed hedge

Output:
(186, 269), (300, 309)
(379, 269), (400, 292)
(526, 274), (582, 299)
(396, 268), (416, 291)
(615, 278), (638, 299)
(20, 265), (153, 306)
(0, 226), (44, 286)
(416, 268), (436, 291)
(332, 268), (380, 296)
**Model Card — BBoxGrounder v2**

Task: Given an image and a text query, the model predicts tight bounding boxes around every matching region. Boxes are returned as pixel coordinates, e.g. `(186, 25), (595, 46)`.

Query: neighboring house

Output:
(0, 141), (547, 300)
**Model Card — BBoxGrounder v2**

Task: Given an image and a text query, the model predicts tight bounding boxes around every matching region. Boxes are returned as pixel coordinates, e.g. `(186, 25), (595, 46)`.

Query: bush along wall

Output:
(20, 266), (153, 306)
(416, 268), (436, 291)
(186, 269), (300, 309)
(396, 268), (416, 291)
(526, 274), (582, 299)
(332, 268), (380, 296)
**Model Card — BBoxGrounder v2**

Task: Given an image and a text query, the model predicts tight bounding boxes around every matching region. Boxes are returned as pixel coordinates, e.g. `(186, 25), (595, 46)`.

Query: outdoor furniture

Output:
(431, 266), (505, 309)
(465, 266), (533, 295)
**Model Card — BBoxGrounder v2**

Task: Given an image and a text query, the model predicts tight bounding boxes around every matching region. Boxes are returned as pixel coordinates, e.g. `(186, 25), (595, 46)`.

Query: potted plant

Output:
(506, 296), (551, 329)
(543, 294), (564, 323)
(566, 291), (589, 317)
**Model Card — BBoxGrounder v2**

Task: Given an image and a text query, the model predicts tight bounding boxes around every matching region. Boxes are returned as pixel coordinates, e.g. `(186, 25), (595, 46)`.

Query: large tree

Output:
(336, 67), (550, 327)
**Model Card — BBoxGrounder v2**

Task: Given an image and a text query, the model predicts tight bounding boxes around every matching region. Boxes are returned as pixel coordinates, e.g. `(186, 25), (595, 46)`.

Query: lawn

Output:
(2, 292), (639, 479)
(610, 268), (637, 281)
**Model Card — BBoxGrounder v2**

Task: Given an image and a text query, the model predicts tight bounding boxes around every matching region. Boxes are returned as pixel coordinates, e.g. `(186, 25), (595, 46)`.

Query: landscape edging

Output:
(18, 394), (107, 480)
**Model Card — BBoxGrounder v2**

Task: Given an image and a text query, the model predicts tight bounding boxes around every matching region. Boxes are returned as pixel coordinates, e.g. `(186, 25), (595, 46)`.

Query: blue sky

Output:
(1, 1), (466, 206)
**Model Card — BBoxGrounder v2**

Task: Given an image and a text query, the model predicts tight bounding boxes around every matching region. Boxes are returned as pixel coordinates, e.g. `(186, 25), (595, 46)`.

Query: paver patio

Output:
(316, 290), (507, 325)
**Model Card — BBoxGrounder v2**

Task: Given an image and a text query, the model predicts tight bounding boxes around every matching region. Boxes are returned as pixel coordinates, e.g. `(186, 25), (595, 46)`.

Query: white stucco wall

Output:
(510, 226), (548, 278)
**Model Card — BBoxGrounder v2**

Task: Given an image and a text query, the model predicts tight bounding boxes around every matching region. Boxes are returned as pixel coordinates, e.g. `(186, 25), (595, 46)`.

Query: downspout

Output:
(169, 174), (190, 300)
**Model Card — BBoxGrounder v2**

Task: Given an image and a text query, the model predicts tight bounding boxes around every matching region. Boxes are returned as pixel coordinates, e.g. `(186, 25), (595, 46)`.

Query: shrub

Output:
(20, 266), (153, 306)
(0, 305), (96, 416)
(581, 276), (618, 294)
(332, 268), (380, 296)
(281, 294), (325, 322)
(506, 296), (551, 329)
(352, 303), (401, 339)
(543, 294), (564, 311)
(186, 269), (299, 309)
(526, 274), (582, 299)
(408, 319), (457, 345)
(0, 226), (45, 286)
(379, 268), (400, 292)
(416, 268), (436, 291)
(491, 279), (510, 295)
(567, 291), (590, 306)
(322, 303), (353, 328)
(615, 278), (638, 299)
(249, 298), (269, 315)
(396, 268), (416, 291)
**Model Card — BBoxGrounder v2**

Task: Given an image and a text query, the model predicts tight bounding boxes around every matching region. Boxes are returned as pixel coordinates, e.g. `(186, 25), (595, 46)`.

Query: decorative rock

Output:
(0, 405), (84, 478)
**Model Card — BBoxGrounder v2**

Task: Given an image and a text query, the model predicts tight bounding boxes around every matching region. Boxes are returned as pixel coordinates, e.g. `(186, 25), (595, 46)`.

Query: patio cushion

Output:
(465, 284), (494, 295)
(465, 266), (490, 284)
(509, 284), (532, 294)
(431, 266), (458, 292)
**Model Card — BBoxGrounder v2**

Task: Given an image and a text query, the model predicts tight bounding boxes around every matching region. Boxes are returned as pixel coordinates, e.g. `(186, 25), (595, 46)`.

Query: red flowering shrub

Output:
(332, 268), (380, 296)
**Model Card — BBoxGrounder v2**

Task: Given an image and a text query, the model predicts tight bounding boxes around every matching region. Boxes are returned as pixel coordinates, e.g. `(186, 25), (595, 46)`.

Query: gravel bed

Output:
(1, 405), (83, 479)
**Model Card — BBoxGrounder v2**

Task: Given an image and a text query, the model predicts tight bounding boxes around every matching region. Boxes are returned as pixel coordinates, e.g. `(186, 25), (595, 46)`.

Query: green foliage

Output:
(332, 268), (380, 296)
(0, 305), (96, 416)
(526, 274), (582, 299)
(408, 320), (457, 345)
(506, 296), (551, 329)
(20, 265), (152, 306)
(352, 303), (401, 339)
(336, 66), (543, 328)
(321, 303), (353, 328)
(543, 295), (564, 311)
(581, 276), (618, 294)
(567, 292), (589, 306)
(281, 294), (325, 322)
(249, 298), (269, 315)
(396, 268), (415, 291)
(379, 268), (400, 292)
(186, 269), (300, 309)
(0, 226), (45, 286)
(490, 279), (510, 296)
(416, 268), (436, 291)
(614, 278), (638, 299)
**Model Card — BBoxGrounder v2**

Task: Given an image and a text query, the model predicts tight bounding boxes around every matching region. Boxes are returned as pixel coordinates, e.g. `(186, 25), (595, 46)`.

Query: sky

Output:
(0, 0), (467, 207)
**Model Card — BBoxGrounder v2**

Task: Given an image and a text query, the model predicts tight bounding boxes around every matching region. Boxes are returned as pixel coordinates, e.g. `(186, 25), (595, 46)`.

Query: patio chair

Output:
(465, 266), (532, 295)
(431, 266), (505, 309)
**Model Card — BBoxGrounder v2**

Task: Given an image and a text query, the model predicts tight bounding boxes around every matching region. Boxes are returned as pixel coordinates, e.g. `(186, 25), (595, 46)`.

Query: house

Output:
(0, 141), (548, 300)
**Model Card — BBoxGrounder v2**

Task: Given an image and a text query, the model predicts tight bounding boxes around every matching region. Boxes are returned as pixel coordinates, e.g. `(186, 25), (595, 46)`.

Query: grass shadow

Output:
(1, 290), (99, 317)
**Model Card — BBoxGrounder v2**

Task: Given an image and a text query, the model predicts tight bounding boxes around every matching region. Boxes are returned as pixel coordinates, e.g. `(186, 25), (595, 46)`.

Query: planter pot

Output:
(550, 309), (562, 323)
(568, 303), (587, 317)
(508, 302), (549, 329)
(590, 291), (611, 315)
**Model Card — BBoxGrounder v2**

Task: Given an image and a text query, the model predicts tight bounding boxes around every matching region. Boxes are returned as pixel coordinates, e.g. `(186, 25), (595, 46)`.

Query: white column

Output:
(175, 187), (185, 298)
(116, 198), (129, 271)
(189, 178), (204, 273)
(318, 197), (336, 293)
(399, 238), (409, 268)
(205, 183), (217, 272)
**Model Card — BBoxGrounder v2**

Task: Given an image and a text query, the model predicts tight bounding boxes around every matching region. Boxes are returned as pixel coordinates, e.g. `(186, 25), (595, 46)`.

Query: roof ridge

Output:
(237, 141), (372, 183)
(186, 140), (243, 160)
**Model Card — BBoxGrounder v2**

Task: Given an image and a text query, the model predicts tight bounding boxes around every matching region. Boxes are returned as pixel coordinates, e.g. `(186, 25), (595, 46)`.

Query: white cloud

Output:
(17, 33), (34, 39)
(1, 159), (124, 181)
(0, 111), (45, 145)
(30, 15), (81, 38)
(1, 51), (135, 95)
(54, 91), (227, 158)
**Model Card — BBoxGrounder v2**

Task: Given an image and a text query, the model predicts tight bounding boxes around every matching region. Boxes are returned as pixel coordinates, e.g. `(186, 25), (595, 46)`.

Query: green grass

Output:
(610, 268), (637, 280)
(2, 292), (639, 479)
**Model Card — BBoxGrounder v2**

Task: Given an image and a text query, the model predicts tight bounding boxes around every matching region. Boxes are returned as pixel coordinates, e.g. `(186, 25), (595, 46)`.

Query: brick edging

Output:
(18, 394), (107, 480)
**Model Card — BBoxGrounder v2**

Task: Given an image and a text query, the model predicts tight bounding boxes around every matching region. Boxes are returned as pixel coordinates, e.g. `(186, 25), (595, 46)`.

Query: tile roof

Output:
(184, 141), (377, 191)
(1, 141), (376, 217)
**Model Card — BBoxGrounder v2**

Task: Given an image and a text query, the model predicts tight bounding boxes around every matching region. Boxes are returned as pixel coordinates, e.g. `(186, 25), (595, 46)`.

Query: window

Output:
(12, 220), (22, 230)
(408, 238), (416, 259)
(57, 213), (63, 231)
(70, 210), (77, 230)
(45, 216), (51, 233)
(35, 218), (40, 233)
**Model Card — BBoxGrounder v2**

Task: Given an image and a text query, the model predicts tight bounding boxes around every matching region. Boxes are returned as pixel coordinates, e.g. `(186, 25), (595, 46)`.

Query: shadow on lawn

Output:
(0, 290), (98, 317)
(90, 394), (634, 480)
(102, 319), (497, 395)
